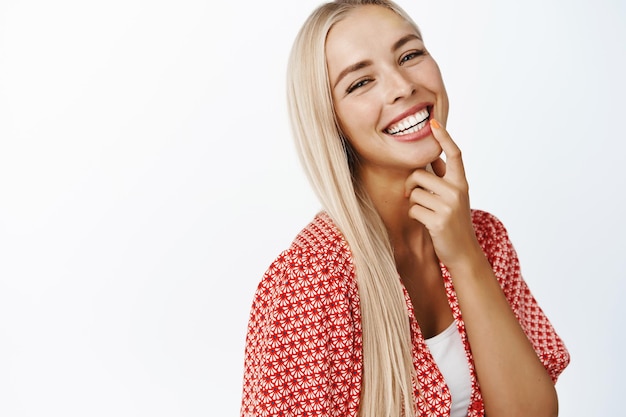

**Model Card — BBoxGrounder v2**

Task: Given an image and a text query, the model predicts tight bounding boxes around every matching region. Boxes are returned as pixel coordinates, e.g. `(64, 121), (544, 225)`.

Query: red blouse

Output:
(241, 210), (570, 417)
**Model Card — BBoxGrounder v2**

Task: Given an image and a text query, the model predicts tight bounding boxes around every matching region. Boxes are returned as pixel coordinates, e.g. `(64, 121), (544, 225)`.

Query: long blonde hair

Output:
(286, 1), (423, 416)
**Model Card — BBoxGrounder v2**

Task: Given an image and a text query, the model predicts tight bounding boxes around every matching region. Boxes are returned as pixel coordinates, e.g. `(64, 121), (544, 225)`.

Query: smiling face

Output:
(326, 5), (449, 179)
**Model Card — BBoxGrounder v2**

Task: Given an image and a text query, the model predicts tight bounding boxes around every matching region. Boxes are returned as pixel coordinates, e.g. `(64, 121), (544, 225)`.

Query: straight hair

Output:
(286, 1), (424, 415)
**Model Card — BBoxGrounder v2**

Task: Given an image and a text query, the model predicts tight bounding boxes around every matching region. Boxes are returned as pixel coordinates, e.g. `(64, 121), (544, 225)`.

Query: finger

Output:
(408, 202), (437, 227)
(429, 119), (466, 183)
(404, 168), (432, 197)
(404, 169), (458, 203)
(430, 157), (446, 178)
(409, 186), (441, 210)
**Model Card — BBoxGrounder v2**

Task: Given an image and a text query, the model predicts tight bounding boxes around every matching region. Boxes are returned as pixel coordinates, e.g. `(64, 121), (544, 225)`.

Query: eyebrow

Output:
(333, 60), (373, 89)
(391, 33), (421, 53)
(331, 33), (422, 89)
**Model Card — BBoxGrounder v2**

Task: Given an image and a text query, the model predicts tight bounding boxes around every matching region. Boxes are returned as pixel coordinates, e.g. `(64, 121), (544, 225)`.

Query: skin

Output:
(326, 5), (559, 417)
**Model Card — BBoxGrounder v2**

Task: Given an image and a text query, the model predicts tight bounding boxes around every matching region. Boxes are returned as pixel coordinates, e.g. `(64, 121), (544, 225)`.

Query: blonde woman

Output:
(241, 1), (569, 416)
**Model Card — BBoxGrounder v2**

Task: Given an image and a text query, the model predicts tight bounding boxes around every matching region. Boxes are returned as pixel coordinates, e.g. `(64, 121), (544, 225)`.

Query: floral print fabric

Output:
(241, 210), (569, 417)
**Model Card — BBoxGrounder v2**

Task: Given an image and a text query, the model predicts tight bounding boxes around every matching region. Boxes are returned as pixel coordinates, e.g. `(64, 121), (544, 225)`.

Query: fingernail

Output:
(430, 119), (441, 129)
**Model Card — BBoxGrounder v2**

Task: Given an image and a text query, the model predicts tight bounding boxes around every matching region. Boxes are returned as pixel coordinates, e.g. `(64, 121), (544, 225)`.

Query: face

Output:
(326, 5), (449, 178)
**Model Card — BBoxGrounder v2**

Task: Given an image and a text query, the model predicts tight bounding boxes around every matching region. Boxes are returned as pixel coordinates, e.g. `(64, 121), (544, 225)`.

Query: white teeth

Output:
(403, 119), (428, 134)
(386, 108), (430, 135)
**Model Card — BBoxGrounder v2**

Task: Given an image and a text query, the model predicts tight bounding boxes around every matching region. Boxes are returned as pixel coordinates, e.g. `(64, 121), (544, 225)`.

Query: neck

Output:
(357, 166), (430, 256)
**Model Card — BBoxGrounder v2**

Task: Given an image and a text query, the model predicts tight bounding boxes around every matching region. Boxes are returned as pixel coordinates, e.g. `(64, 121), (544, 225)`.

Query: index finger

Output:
(429, 119), (466, 182)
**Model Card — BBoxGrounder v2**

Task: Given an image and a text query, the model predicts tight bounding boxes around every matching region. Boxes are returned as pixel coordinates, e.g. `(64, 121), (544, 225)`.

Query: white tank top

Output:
(424, 321), (472, 417)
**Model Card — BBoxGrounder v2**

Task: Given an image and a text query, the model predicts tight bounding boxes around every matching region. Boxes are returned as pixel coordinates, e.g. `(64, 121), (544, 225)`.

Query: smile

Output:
(384, 107), (430, 136)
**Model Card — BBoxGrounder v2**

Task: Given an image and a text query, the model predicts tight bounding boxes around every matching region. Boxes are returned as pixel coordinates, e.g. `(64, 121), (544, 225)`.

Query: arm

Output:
(405, 119), (568, 417)
(241, 247), (361, 417)
(447, 216), (564, 417)
(472, 211), (570, 384)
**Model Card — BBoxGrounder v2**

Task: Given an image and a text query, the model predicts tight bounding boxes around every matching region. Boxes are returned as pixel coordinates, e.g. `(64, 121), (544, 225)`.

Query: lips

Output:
(384, 107), (430, 136)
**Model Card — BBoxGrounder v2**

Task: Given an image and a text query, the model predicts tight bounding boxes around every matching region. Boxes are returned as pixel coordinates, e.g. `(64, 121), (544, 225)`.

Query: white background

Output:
(0, 0), (624, 415)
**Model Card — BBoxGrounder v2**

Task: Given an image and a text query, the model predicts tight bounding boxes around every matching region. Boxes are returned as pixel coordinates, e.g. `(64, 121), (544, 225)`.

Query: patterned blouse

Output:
(241, 210), (570, 417)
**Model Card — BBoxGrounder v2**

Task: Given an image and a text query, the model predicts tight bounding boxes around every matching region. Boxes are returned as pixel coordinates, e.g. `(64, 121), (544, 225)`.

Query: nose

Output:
(385, 67), (415, 103)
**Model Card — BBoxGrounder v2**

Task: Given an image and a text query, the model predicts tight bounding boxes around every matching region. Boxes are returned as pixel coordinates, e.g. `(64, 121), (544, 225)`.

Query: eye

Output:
(399, 49), (425, 65)
(346, 78), (373, 94)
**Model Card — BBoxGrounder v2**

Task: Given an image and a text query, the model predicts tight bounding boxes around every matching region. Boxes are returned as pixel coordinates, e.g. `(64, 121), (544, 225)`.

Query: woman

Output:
(241, 1), (569, 416)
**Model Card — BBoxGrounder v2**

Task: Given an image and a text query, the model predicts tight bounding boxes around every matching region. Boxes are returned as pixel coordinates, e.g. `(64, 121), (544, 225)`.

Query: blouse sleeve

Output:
(240, 246), (362, 417)
(472, 210), (570, 383)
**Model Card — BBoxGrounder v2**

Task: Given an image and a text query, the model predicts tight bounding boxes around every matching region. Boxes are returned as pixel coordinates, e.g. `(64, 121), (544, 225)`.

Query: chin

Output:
(405, 145), (443, 168)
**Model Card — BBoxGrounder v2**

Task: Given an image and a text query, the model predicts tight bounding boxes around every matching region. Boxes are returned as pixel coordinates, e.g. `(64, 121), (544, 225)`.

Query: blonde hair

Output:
(286, 1), (423, 416)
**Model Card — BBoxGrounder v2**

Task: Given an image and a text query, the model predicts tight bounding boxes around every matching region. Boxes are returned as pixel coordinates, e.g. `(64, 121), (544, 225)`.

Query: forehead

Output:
(325, 5), (417, 68)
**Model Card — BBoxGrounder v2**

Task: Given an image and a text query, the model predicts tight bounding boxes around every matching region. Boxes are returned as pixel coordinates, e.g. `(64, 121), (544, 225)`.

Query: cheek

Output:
(335, 108), (373, 159)
(420, 66), (445, 92)
(334, 106), (356, 140)
(415, 64), (449, 120)
(335, 100), (379, 139)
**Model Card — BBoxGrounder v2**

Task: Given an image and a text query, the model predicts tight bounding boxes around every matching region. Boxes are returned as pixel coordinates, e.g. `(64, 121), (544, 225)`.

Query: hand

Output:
(404, 119), (481, 267)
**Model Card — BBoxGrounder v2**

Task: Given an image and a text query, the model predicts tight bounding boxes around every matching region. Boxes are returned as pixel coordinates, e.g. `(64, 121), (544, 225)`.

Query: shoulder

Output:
(470, 209), (520, 272)
(292, 211), (352, 259)
(247, 212), (361, 356)
(471, 209), (509, 243)
(243, 213), (363, 417)
(471, 209), (513, 250)
(257, 211), (357, 304)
